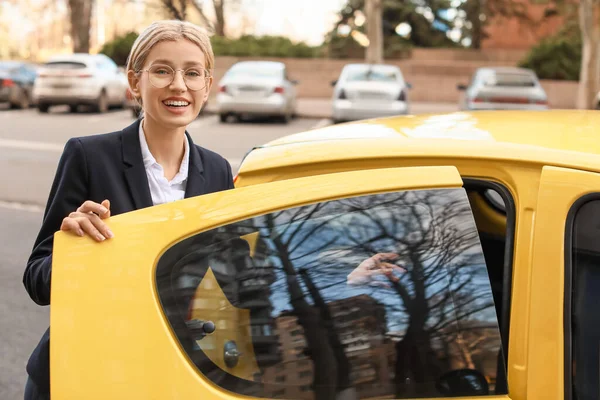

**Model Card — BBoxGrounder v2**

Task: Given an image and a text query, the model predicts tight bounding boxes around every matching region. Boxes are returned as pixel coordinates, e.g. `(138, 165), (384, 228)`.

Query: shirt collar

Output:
(139, 119), (190, 184)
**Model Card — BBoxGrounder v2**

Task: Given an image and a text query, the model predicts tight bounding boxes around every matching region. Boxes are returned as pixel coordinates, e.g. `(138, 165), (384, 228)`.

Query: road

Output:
(0, 105), (325, 399)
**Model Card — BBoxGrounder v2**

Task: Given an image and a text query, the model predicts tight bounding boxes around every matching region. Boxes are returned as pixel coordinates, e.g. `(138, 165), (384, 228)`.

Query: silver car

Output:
(458, 67), (548, 111)
(216, 61), (298, 123)
(331, 63), (411, 123)
(33, 53), (128, 113)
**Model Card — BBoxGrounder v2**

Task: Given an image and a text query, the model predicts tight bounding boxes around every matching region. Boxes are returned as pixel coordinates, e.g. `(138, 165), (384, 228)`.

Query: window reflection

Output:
(156, 188), (506, 399)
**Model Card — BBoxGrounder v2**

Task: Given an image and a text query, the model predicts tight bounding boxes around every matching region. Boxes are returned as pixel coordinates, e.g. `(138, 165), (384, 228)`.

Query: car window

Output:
(481, 71), (537, 87)
(568, 198), (600, 400)
(44, 61), (87, 70)
(156, 188), (507, 399)
(345, 66), (400, 82)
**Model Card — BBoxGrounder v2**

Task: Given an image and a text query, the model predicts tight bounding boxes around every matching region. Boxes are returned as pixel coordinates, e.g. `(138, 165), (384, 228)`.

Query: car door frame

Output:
(50, 165), (515, 399)
(526, 166), (600, 400)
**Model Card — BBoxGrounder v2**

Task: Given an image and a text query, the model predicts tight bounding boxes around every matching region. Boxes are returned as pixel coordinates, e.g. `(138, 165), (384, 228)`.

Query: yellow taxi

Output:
(51, 110), (600, 400)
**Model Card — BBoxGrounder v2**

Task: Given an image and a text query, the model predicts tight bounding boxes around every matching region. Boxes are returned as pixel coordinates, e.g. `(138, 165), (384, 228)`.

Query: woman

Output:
(22, 20), (233, 399)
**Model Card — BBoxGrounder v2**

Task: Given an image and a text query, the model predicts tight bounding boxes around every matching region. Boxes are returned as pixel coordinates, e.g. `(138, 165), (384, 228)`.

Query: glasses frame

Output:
(138, 64), (212, 92)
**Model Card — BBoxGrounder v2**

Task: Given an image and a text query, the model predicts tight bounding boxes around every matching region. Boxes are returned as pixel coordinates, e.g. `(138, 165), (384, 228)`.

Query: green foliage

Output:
(211, 35), (322, 58)
(325, 32), (413, 59)
(518, 22), (581, 81)
(99, 32), (139, 66)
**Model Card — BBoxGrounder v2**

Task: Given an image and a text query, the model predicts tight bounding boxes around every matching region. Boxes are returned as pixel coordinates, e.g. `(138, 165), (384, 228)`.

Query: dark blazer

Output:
(22, 119), (234, 395)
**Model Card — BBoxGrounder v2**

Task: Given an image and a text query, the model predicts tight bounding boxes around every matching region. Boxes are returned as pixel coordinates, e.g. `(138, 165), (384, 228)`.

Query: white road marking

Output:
(0, 138), (64, 152)
(311, 118), (332, 130)
(0, 200), (44, 212)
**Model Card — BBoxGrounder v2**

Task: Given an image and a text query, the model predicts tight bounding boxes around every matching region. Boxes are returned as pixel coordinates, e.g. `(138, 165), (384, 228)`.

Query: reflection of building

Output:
(434, 322), (503, 391)
(261, 294), (397, 399)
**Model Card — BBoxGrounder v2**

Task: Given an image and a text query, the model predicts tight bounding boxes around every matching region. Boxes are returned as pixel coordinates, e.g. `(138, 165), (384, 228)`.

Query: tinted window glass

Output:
(156, 188), (506, 399)
(570, 199), (600, 400)
(44, 61), (87, 69)
(480, 71), (537, 87)
(345, 65), (400, 82)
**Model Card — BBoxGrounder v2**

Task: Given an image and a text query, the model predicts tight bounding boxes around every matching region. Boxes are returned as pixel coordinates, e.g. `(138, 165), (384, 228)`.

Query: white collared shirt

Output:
(139, 121), (190, 206)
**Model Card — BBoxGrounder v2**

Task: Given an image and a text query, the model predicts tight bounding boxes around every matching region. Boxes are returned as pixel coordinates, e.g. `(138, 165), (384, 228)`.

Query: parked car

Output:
(457, 67), (548, 110)
(0, 61), (38, 109)
(51, 110), (600, 399)
(331, 63), (411, 123)
(33, 53), (128, 113)
(216, 61), (298, 123)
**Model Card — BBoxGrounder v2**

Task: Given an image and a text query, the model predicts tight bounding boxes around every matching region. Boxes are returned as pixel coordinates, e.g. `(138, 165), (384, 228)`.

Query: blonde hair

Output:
(126, 19), (214, 76)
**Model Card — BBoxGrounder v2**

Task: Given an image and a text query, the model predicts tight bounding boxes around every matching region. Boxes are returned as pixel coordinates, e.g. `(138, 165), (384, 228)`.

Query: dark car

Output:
(0, 61), (37, 109)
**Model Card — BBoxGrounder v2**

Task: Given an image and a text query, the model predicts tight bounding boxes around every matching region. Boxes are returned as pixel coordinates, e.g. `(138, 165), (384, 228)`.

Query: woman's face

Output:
(128, 39), (212, 129)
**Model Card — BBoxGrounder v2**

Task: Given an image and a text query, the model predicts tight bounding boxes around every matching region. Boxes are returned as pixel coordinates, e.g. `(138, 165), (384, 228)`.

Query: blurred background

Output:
(1, 1), (599, 399)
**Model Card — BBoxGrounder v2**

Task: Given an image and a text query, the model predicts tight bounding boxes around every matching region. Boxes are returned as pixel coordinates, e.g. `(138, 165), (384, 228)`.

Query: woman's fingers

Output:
(77, 217), (107, 242)
(77, 200), (110, 218)
(100, 199), (111, 219)
(60, 208), (113, 241)
(381, 262), (406, 273)
(60, 217), (84, 237)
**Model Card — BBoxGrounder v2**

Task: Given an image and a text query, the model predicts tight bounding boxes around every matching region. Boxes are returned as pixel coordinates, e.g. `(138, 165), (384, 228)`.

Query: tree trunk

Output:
(577, 0), (600, 109)
(365, 0), (383, 64)
(213, 0), (226, 37)
(67, 0), (93, 53)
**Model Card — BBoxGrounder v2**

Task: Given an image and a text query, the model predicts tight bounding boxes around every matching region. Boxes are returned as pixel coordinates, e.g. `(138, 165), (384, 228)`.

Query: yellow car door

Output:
(50, 166), (515, 400)
(526, 166), (600, 400)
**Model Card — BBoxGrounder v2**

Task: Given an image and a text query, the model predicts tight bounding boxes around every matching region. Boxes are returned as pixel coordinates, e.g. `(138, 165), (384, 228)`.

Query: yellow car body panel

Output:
(51, 166), (463, 399)
(50, 110), (600, 400)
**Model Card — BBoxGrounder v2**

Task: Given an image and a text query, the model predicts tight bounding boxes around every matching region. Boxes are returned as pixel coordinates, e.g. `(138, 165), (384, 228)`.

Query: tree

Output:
(67, 0), (94, 53)
(577, 0), (600, 109)
(158, 0), (239, 37)
(328, 0), (457, 58)
(365, 0), (384, 63)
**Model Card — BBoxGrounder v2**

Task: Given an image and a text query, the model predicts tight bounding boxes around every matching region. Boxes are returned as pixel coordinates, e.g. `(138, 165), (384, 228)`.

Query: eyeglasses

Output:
(139, 64), (211, 91)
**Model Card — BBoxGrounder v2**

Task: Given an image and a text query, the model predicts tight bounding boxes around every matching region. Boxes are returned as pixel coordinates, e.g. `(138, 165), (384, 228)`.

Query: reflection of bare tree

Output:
(264, 211), (342, 400)
(337, 190), (495, 397)
(243, 189), (500, 397)
(299, 269), (353, 392)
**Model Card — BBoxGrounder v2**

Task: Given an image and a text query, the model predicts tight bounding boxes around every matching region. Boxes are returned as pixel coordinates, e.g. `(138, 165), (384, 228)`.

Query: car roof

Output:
(45, 53), (101, 63)
(476, 66), (537, 75)
(232, 61), (284, 68)
(238, 110), (600, 175)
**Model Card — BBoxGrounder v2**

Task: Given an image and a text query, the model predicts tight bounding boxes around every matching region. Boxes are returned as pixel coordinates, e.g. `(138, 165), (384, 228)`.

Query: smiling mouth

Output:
(163, 100), (190, 107)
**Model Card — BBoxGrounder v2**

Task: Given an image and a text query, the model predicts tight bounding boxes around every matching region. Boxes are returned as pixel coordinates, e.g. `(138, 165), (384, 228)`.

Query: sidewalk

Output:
(205, 98), (459, 119)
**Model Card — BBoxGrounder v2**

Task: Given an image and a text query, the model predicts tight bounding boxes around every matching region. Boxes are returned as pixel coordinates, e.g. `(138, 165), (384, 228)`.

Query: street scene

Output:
(2, 0), (600, 399)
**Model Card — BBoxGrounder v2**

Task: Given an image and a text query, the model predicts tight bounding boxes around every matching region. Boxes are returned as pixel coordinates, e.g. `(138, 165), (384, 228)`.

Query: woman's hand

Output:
(60, 199), (113, 242)
(347, 253), (406, 286)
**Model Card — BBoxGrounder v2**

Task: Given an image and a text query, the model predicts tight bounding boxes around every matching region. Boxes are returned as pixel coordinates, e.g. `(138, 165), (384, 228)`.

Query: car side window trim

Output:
(464, 178), (516, 366)
(563, 192), (600, 400)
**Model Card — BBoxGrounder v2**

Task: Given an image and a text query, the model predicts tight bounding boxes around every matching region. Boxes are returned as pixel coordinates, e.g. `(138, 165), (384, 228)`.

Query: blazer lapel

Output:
(184, 132), (206, 199)
(121, 120), (153, 209)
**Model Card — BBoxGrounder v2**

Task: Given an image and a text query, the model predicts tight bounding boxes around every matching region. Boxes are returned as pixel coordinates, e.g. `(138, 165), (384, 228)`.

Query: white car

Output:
(331, 63), (411, 124)
(457, 67), (549, 111)
(216, 61), (298, 123)
(33, 53), (128, 113)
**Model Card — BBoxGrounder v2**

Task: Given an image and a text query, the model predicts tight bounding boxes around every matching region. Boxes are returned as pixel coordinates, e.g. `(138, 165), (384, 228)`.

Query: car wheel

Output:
(69, 105), (78, 113)
(11, 90), (30, 109)
(38, 103), (50, 113)
(94, 90), (108, 113)
(219, 113), (228, 123)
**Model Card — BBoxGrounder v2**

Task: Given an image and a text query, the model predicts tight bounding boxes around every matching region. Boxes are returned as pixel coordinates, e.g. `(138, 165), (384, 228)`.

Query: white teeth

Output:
(163, 100), (189, 107)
